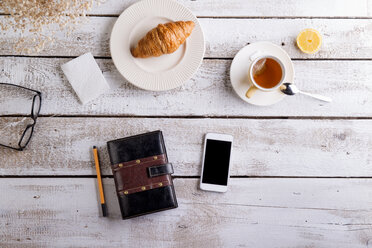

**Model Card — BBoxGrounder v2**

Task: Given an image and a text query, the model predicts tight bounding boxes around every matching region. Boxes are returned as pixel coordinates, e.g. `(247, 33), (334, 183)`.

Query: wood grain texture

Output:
(1, 0), (371, 17)
(89, 0), (372, 17)
(1, 57), (371, 117)
(1, 0), (371, 246)
(1, 17), (372, 58)
(1, 178), (372, 248)
(0, 117), (371, 176)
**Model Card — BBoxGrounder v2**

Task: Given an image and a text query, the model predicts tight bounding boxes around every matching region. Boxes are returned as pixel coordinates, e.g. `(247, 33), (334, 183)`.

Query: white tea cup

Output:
(245, 52), (286, 98)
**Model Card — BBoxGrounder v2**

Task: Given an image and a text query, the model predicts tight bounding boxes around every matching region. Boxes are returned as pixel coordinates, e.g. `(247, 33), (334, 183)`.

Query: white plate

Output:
(110, 0), (205, 91)
(230, 42), (295, 106)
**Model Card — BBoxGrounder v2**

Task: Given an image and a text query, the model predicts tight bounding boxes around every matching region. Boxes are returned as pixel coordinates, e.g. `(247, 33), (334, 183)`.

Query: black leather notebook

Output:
(107, 130), (178, 219)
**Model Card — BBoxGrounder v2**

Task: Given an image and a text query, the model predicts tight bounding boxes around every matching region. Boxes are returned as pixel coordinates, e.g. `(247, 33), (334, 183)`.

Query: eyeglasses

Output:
(0, 83), (42, 151)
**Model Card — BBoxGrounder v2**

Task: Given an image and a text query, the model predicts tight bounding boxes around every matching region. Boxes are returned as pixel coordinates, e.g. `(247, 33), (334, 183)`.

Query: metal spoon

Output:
(280, 83), (332, 102)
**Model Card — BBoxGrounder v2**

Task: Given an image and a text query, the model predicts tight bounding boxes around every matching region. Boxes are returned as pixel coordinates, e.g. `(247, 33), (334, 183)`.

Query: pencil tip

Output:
(102, 204), (108, 217)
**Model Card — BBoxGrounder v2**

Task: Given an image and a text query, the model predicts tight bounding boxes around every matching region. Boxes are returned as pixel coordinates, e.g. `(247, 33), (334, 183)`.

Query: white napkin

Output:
(61, 52), (110, 104)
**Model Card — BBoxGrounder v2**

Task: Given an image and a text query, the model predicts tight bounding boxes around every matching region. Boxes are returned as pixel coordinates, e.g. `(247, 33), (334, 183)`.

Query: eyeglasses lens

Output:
(0, 84), (37, 115)
(0, 83), (40, 150)
(19, 125), (34, 148)
(32, 95), (41, 118)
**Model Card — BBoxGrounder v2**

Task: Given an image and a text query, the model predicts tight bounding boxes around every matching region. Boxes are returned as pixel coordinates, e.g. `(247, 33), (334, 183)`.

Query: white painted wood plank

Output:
(1, 17), (371, 58)
(1, 57), (371, 117)
(81, 0), (372, 17)
(202, 18), (372, 59)
(1, 0), (371, 17)
(0, 117), (371, 176)
(1, 178), (372, 247)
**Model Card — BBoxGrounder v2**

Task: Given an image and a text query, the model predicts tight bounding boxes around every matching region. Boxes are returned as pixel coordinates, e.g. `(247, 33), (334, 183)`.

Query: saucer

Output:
(230, 42), (294, 106)
(110, 0), (205, 91)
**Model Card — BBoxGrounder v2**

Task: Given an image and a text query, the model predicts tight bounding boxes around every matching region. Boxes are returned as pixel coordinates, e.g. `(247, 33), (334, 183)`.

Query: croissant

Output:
(131, 21), (195, 58)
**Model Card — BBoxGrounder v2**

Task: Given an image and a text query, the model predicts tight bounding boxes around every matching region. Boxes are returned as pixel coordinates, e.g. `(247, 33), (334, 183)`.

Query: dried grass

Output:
(0, 0), (105, 54)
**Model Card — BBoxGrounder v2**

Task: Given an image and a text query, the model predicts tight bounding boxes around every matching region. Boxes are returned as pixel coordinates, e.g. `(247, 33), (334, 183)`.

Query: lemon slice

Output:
(296, 28), (322, 54)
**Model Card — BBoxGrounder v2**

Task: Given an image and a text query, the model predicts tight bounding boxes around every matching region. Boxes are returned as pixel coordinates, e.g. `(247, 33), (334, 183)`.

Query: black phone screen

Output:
(202, 139), (232, 186)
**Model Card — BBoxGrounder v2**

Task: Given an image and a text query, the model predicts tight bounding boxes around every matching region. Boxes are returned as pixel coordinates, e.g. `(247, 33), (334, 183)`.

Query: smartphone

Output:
(200, 133), (233, 192)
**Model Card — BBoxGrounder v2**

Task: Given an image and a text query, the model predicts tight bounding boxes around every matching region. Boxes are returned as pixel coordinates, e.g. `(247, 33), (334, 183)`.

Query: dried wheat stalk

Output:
(0, 0), (105, 54)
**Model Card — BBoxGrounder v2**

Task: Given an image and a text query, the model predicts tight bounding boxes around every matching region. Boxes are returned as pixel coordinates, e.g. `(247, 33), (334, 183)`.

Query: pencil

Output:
(93, 146), (107, 217)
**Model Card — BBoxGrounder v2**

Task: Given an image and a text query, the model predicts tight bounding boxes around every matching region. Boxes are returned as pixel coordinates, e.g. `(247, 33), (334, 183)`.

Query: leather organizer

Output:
(107, 130), (178, 219)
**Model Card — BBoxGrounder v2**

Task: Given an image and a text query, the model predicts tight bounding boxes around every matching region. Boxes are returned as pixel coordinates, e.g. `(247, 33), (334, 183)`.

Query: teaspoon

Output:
(280, 83), (332, 102)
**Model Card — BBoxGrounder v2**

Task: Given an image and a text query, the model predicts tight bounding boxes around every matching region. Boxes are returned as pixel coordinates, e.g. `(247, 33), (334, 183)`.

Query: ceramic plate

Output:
(230, 42), (295, 106)
(110, 0), (205, 91)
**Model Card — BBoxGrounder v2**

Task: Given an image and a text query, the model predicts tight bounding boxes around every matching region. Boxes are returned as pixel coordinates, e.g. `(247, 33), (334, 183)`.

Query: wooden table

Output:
(1, 0), (372, 247)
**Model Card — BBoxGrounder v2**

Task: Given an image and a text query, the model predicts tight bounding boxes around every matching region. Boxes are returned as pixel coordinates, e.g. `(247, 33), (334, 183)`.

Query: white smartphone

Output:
(200, 133), (233, 193)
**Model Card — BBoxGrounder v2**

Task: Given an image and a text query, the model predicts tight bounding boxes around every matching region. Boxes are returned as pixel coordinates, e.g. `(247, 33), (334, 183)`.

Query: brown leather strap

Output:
(118, 180), (172, 195)
(113, 154), (166, 171)
(112, 154), (173, 195)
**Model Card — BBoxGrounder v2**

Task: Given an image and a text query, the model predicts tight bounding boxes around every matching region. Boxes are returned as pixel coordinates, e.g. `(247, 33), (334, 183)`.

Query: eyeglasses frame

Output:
(0, 83), (42, 151)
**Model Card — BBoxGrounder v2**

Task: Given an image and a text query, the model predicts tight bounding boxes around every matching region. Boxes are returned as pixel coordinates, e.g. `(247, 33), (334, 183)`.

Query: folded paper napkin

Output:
(61, 52), (110, 104)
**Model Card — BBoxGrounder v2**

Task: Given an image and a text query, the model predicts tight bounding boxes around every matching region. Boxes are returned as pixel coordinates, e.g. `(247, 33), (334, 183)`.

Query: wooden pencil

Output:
(93, 146), (107, 217)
